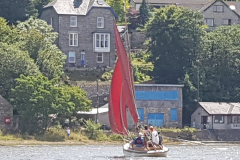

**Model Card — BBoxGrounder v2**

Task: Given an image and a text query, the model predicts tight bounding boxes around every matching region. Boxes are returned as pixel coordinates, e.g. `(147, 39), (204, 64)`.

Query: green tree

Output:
(196, 25), (240, 102)
(139, 0), (151, 26)
(16, 18), (66, 79)
(0, 0), (37, 24)
(144, 6), (206, 84)
(33, 0), (54, 14)
(11, 75), (59, 134)
(0, 43), (40, 98)
(55, 85), (92, 125)
(106, 0), (129, 23)
(11, 75), (92, 134)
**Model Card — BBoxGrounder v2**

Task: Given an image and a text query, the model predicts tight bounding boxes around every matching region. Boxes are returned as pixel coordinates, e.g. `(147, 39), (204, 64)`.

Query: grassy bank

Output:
(0, 127), (186, 146)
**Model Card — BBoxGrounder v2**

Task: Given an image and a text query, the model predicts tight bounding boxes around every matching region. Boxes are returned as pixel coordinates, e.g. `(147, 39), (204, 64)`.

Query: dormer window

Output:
(213, 5), (223, 12)
(70, 16), (77, 27)
(97, 17), (104, 28)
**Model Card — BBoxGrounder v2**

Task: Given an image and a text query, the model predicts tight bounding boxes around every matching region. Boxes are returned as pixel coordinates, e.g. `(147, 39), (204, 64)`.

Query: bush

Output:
(95, 130), (110, 141)
(109, 134), (123, 141)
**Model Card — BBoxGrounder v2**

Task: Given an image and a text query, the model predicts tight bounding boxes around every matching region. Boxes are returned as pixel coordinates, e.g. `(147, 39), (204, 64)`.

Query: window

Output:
(69, 52), (75, 63)
(70, 16), (77, 27)
(97, 17), (104, 28)
(69, 33), (78, 46)
(231, 116), (240, 123)
(50, 17), (53, 26)
(204, 18), (214, 27)
(214, 115), (224, 123)
(94, 33), (110, 52)
(213, 5), (223, 12)
(170, 108), (177, 121)
(137, 108), (144, 121)
(80, 51), (85, 66)
(222, 19), (231, 25)
(96, 52), (103, 63)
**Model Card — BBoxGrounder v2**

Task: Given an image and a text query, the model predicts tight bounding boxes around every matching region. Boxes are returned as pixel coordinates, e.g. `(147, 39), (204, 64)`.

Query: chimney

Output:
(74, 0), (82, 8)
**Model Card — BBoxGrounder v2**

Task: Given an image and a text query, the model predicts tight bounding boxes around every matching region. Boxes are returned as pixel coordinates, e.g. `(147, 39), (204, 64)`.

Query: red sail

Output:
(108, 21), (139, 135)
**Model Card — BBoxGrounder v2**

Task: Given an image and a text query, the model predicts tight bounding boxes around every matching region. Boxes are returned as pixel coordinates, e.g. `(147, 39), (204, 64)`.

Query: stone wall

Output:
(72, 81), (110, 107)
(131, 30), (147, 49)
(0, 95), (13, 130)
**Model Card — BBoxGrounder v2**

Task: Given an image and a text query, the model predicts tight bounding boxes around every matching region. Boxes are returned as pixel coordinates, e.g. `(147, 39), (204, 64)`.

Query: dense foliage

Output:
(0, 17), (91, 134)
(106, 0), (129, 23)
(0, 0), (54, 24)
(144, 6), (206, 84)
(144, 5), (240, 124)
(11, 75), (91, 134)
(139, 0), (151, 26)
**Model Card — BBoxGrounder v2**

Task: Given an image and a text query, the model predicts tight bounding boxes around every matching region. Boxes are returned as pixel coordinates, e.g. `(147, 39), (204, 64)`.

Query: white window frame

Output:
(70, 16), (77, 27)
(96, 52), (103, 63)
(222, 19), (231, 25)
(69, 33), (78, 46)
(94, 33), (110, 52)
(69, 52), (76, 63)
(204, 18), (214, 27)
(97, 17), (104, 28)
(213, 5), (224, 12)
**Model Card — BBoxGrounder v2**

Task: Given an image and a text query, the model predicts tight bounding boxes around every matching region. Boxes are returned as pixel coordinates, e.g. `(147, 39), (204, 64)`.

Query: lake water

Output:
(0, 143), (239, 160)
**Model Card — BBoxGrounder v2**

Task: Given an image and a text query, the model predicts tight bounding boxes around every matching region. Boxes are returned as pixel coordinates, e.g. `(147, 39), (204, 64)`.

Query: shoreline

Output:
(0, 139), (182, 146)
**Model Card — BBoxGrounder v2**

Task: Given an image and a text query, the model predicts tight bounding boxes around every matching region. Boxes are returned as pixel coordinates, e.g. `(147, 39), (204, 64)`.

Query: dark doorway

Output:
(201, 116), (208, 129)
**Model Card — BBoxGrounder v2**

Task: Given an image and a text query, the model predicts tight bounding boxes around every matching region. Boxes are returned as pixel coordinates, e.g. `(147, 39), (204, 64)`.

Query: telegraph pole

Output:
(95, 79), (99, 124)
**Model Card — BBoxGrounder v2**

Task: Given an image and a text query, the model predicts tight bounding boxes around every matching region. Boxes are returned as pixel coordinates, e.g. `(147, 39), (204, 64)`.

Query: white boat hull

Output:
(123, 143), (169, 157)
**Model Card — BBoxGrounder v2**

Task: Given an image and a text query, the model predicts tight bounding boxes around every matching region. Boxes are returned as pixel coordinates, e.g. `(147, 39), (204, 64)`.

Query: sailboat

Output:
(108, 21), (169, 157)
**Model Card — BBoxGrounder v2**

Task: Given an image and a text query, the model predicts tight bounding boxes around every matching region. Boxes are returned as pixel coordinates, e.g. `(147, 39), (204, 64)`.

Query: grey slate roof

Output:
(43, 0), (111, 15)
(199, 102), (240, 115)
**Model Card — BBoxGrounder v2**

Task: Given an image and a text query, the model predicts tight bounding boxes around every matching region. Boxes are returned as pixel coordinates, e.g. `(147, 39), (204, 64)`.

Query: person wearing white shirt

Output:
(149, 126), (159, 145)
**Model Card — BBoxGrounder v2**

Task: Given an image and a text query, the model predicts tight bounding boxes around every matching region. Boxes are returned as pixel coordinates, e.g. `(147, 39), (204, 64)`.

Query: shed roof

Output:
(42, 0), (117, 18)
(199, 102), (240, 115)
(77, 103), (108, 115)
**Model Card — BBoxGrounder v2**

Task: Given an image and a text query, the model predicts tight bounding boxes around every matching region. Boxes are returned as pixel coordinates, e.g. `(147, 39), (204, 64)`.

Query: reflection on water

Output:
(0, 143), (239, 160)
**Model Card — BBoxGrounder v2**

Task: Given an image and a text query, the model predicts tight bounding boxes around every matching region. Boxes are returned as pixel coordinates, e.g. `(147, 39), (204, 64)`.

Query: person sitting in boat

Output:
(149, 126), (162, 149)
(143, 125), (151, 140)
(131, 132), (145, 150)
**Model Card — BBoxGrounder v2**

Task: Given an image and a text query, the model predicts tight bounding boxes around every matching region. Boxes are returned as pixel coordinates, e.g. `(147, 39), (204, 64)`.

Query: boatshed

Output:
(130, 84), (184, 128)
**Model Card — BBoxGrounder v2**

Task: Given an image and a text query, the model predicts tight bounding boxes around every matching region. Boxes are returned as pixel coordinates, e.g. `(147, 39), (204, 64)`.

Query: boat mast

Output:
(124, 2), (139, 125)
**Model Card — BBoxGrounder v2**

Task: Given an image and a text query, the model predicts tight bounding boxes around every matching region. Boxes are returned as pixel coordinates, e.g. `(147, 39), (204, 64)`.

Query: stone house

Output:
(39, 0), (118, 69)
(201, 0), (240, 29)
(78, 84), (184, 129)
(0, 95), (13, 130)
(191, 102), (240, 130)
(130, 0), (240, 29)
(130, 0), (211, 11)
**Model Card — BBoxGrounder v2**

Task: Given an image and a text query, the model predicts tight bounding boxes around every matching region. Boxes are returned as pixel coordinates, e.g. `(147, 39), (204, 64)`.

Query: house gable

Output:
(201, 0), (240, 18)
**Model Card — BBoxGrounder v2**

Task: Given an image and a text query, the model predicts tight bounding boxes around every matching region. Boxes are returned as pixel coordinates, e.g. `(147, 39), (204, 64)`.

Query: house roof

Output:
(42, 0), (118, 18)
(199, 102), (240, 115)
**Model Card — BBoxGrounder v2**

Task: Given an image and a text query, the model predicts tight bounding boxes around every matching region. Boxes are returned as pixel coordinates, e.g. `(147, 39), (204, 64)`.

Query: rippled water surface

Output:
(0, 144), (240, 160)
